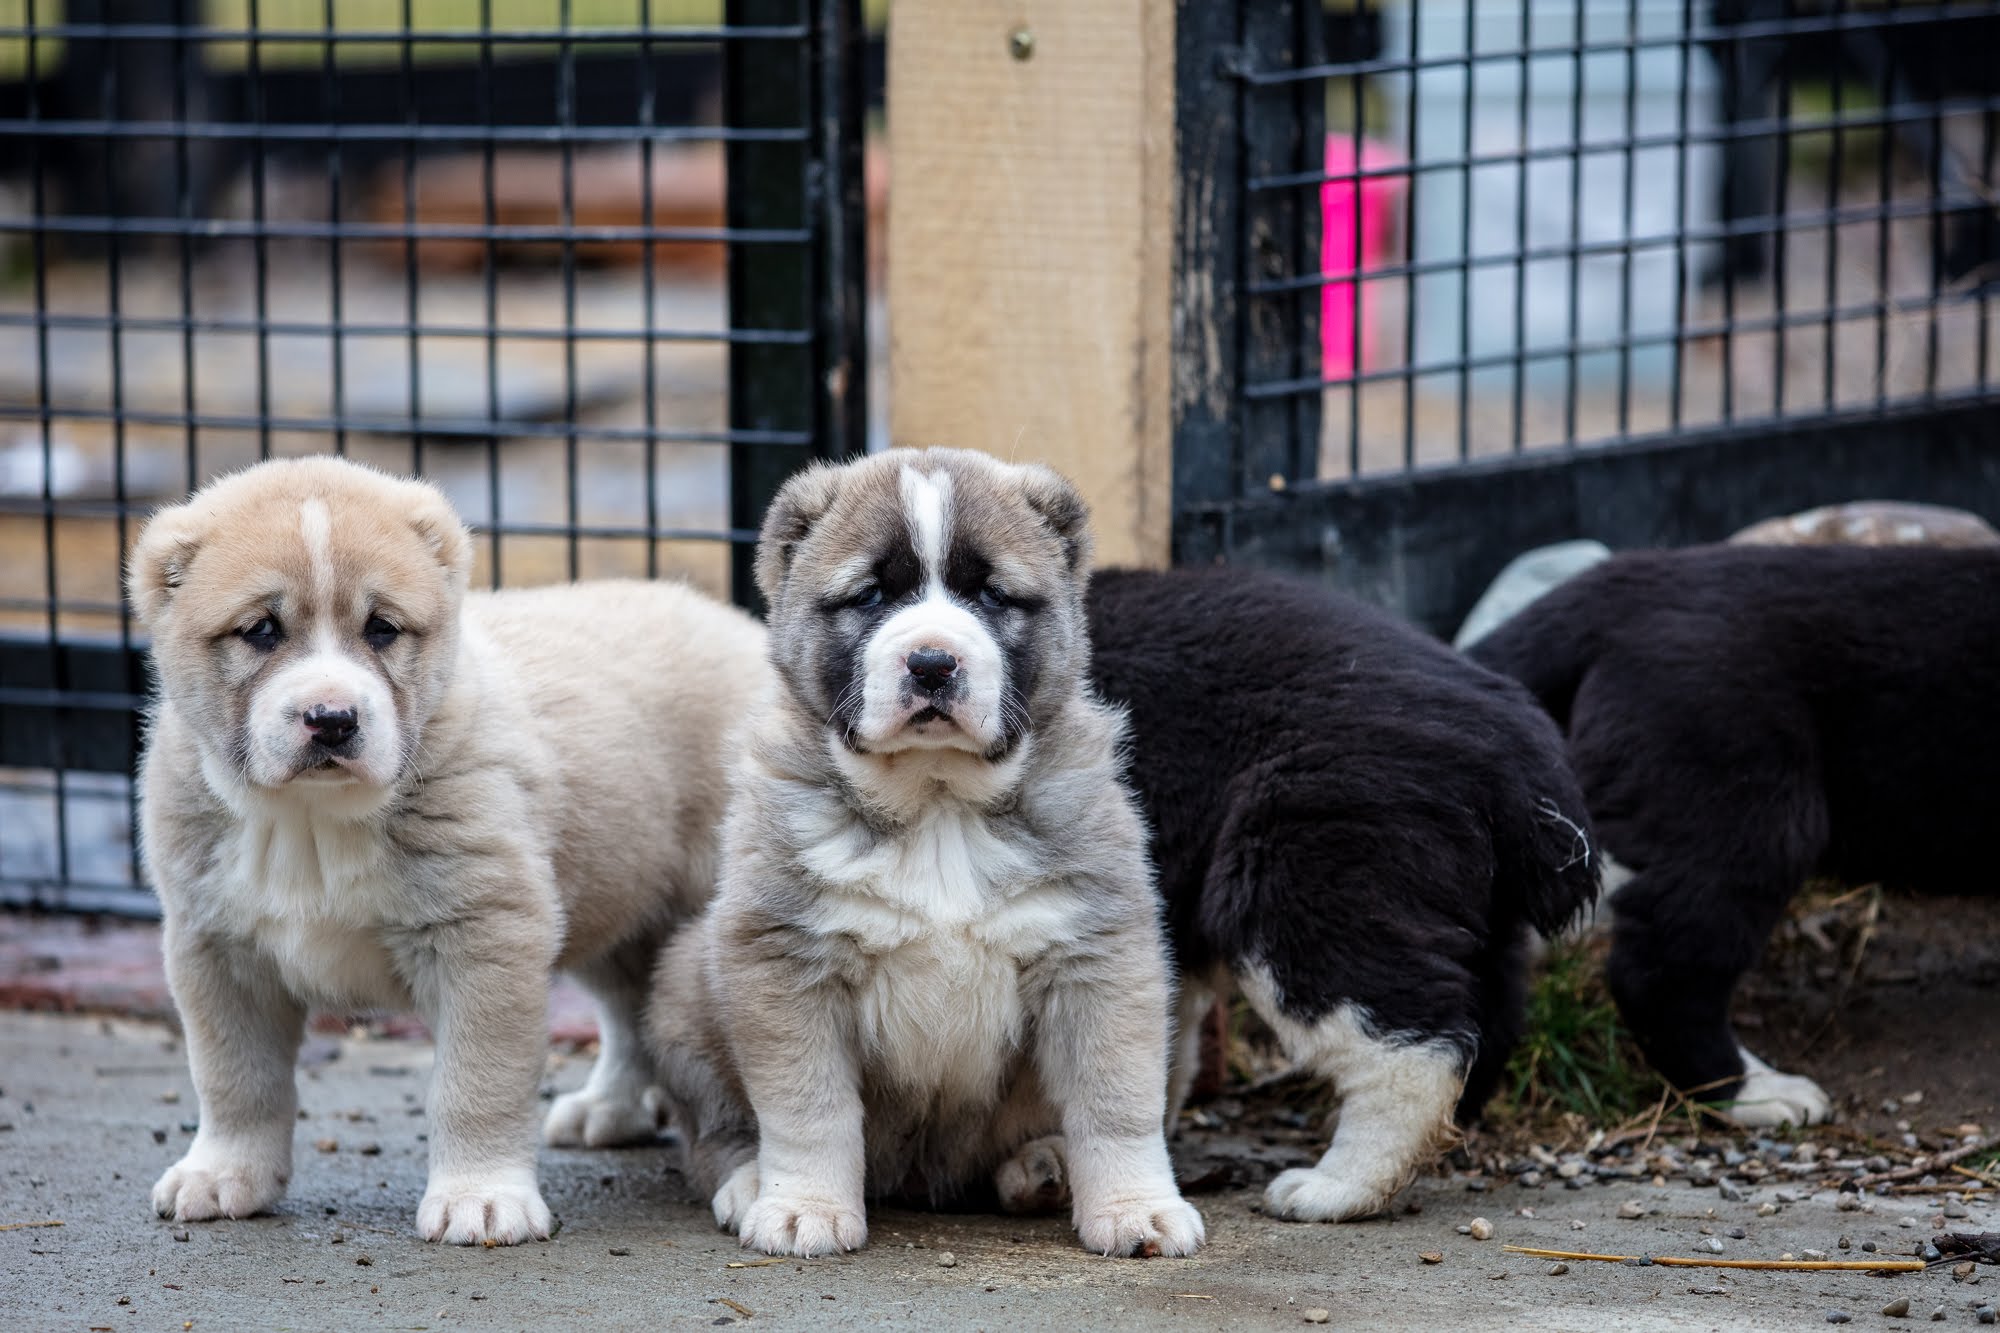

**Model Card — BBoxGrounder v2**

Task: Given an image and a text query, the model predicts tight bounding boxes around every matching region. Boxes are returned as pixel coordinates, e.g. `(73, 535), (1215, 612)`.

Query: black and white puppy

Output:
(1087, 567), (1600, 1222)
(1467, 544), (2000, 1125)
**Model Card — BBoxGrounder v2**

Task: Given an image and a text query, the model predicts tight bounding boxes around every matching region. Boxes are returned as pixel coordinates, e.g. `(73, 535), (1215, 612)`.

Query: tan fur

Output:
(645, 448), (1204, 1260)
(131, 456), (765, 1245)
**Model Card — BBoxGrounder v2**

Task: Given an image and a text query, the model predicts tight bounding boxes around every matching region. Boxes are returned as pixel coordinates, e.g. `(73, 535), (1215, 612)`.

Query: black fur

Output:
(1467, 544), (2000, 1102)
(1088, 567), (1599, 1120)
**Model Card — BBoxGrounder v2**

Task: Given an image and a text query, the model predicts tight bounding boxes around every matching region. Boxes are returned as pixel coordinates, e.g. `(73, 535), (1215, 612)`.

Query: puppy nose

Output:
(303, 705), (358, 747)
(906, 647), (958, 693)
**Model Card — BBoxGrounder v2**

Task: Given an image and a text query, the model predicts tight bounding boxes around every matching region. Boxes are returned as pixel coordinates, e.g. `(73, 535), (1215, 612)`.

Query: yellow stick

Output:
(0, 1220), (63, 1232)
(1500, 1245), (1925, 1272)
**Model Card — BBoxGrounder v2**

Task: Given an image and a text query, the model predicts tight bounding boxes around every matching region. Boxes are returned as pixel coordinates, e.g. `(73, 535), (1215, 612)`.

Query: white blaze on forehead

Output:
(898, 465), (952, 587)
(299, 497), (335, 609)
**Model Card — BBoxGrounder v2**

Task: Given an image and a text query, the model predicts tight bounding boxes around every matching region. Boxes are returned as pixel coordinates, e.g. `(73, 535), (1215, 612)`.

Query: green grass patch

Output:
(1495, 935), (1669, 1130)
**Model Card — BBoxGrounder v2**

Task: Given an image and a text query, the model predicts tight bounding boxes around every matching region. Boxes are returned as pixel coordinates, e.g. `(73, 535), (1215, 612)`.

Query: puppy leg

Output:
(1033, 922), (1205, 1257)
(1239, 965), (1463, 1223)
(994, 1135), (1071, 1215)
(397, 906), (559, 1246)
(1165, 973), (1219, 1129)
(152, 926), (306, 1223)
(726, 948), (868, 1258)
(545, 934), (666, 1148)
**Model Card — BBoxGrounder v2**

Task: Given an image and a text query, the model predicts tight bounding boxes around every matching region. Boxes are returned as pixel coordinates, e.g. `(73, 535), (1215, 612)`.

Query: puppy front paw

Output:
(1721, 1069), (1834, 1128)
(417, 1172), (553, 1245)
(543, 1085), (664, 1148)
(995, 1135), (1071, 1215)
(152, 1150), (289, 1222)
(1262, 1166), (1391, 1222)
(712, 1160), (760, 1232)
(739, 1191), (867, 1257)
(1076, 1192), (1206, 1257)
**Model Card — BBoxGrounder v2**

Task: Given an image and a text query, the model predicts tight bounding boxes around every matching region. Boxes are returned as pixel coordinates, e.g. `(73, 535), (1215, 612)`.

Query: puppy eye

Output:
(978, 584), (1010, 610)
(239, 616), (282, 651)
(848, 585), (884, 610)
(363, 616), (401, 650)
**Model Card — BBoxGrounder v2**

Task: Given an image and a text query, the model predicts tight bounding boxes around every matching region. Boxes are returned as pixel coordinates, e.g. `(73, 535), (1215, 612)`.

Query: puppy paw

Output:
(1263, 1167), (1392, 1222)
(995, 1135), (1070, 1215)
(1075, 1192), (1206, 1257)
(711, 1160), (760, 1232)
(543, 1085), (664, 1148)
(152, 1151), (288, 1222)
(739, 1192), (867, 1257)
(417, 1172), (553, 1246)
(1721, 1060), (1834, 1128)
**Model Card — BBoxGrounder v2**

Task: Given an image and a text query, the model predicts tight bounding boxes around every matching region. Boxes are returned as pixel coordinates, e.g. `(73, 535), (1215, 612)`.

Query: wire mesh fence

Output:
(0, 0), (869, 913)
(1177, 0), (2000, 496)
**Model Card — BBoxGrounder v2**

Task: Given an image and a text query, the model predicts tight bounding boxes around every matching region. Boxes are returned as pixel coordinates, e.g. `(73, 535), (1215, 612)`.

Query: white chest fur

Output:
(208, 794), (411, 1008)
(801, 804), (1077, 1103)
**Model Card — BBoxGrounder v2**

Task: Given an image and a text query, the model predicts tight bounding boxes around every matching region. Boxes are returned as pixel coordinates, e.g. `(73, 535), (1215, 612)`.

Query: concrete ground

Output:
(3, 1011), (1992, 1332)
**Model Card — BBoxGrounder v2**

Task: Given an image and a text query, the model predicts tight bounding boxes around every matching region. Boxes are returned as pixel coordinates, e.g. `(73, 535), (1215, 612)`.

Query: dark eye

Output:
(848, 585), (884, 610)
(363, 615), (400, 650)
(239, 616), (282, 651)
(978, 584), (1010, 610)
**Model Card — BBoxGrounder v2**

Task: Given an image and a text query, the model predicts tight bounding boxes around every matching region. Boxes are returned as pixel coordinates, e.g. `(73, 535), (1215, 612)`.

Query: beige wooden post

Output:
(886, 0), (1176, 569)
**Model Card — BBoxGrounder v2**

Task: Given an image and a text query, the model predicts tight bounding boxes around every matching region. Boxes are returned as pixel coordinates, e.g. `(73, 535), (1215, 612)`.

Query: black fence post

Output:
(56, 0), (225, 245)
(725, 0), (865, 613)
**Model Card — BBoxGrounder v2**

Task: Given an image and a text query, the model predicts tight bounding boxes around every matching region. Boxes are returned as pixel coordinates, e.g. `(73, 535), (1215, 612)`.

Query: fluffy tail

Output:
(1495, 756), (1601, 940)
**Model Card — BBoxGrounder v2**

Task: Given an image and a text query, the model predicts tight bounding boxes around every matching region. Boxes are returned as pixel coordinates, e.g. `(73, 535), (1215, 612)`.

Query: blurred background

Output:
(3, 0), (1998, 912)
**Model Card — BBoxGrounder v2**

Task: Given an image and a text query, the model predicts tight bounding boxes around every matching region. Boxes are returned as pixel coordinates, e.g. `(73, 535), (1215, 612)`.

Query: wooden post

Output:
(886, 0), (1175, 569)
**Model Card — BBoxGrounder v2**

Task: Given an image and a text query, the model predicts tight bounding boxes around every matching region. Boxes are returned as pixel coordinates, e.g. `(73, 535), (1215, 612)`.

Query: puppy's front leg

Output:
(1035, 921), (1206, 1258)
(725, 948), (867, 1258)
(398, 905), (558, 1246)
(152, 924), (306, 1223)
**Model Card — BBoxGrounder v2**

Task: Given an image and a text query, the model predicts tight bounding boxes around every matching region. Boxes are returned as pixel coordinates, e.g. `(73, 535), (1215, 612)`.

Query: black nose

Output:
(304, 706), (358, 748)
(906, 647), (958, 693)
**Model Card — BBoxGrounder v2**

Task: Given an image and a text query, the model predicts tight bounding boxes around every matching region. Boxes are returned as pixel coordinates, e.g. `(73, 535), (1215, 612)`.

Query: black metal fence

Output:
(1173, 0), (2000, 634)
(0, 0), (867, 913)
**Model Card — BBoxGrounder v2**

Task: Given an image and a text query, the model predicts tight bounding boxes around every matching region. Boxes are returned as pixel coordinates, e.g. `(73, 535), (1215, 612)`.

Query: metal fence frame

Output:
(0, 0), (867, 912)
(1173, 0), (2000, 636)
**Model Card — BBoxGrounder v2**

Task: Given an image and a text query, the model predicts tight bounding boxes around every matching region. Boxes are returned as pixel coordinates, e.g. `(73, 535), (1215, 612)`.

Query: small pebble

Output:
(1571, 1219), (1587, 1231)
(1882, 1298), (1911, 1318)
(358, 1143), (381, 1157)
(1943, 1202), (1970, 1219)
(1556, 1161), (1583, 1179)
(1955, 1262), (1979, 1280)
(1727, 1227), (1748, 1240)
(938, 1253), (957, 1268)
(1518, 1171), (1544, 1188)
(161, 1090), (180, 1104)
(1303, 1311), (1330, 1325)
(1802, 1249), (1830, 1262)
(1758, 1202), (1781, 1217)
(1547, 1263), (1569, 1276)
(1931, 1307), (1946, 1322)
(1617, 1200), (1646, 1220)
(1975, 1307), (1996, 1326)
(1418, 1251), (1443, 1264)
(1836, 1194), (1866, 1213)
(1466, 1178), (1488, 1193)
(1698, 1238), (1725, 1253)
(1718, 1180), (1747, 1202)
(314, 1138), (338, 1153)
(1468, 1217), (1493, 1241)
(171, 1228), (190, 1242)
(1900, 1217), (1919, 1230)
(608, 1247), (631, 1257)
(151, 1128), (167, 1144)
(1689, 1285), (1730, 1297)
(1863, 1241), (1878, 1253)
(1826, 1312), (1852, 1325)
(1839, 1235), (1852, 1250)
(1921, 1243), (1942, 1262)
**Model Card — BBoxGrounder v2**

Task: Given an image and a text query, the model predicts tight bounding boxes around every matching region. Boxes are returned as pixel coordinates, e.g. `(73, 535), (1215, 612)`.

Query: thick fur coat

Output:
(1088, 567), (1600, 1221)
(1468, 544), (2000, 1124)
(646, 448), (1203, 1260)
(132, 457), (766, 1244)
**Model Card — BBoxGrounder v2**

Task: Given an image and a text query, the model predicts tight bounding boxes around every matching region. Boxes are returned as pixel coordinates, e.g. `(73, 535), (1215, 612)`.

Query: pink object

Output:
(1321, 136), (1404, 380)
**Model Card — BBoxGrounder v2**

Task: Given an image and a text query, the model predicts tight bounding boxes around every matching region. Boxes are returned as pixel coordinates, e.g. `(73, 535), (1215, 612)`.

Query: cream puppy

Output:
(131, 456), (764, 1245)
(646, 447), (1204, 1260)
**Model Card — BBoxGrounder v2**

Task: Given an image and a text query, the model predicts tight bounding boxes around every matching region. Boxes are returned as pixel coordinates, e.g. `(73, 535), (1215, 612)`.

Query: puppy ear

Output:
(405, 483), (474, 589)
(1018, 464), (1092, 573)
(127, 500), (207, 627)
(753, 462), (844, 608)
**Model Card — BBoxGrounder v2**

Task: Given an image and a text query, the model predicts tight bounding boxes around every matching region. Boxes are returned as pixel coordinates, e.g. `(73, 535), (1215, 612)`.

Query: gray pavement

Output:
(2, 1010), (1991, 1332)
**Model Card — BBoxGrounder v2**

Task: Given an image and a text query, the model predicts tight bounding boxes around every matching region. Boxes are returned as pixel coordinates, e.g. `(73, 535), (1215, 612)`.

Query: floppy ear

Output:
(404, 481), (475, 589)
(753, 462), (845, 609)
(127, 500), (207, 628)
(1018, 463), (1092, 574)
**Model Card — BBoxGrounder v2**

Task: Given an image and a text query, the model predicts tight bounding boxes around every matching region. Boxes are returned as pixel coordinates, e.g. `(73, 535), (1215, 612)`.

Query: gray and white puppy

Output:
(131, 456), (766, 1245)
(646, 447), (1203, 1259)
